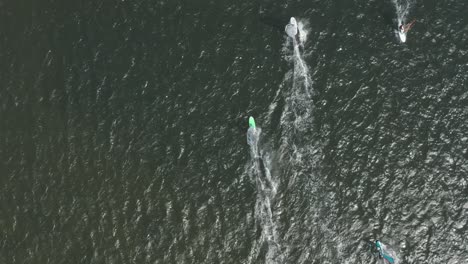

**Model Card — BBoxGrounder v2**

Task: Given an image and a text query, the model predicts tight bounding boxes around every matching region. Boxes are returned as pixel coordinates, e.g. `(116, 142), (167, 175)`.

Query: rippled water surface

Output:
(2, 0), (468, 263)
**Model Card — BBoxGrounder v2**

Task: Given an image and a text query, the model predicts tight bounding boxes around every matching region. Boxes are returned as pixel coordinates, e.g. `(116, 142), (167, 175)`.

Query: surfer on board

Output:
(371, 240), (395, 263)
(399, 19), (416, 33)
(285, 17), (303, 49)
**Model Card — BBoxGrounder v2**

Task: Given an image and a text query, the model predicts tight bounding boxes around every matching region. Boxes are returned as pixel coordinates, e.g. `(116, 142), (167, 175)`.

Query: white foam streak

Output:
(246, 132), (283, 264)
(392, 0), (411, 22)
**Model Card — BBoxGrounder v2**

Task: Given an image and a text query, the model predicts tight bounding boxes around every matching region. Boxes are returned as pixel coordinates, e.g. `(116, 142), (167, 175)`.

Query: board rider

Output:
(399, 19), (416, 33)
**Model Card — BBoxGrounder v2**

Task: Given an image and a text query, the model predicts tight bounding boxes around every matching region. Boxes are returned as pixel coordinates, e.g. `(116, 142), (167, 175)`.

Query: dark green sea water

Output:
(1, 0), (468, 263)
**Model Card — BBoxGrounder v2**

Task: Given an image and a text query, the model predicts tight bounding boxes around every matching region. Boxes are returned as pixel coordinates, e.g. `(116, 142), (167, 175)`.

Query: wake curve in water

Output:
(279, 19), (314, 133)
(246, 124), (282, 264)
(273, 19), (328, 263)
(392, 0), (412, 22)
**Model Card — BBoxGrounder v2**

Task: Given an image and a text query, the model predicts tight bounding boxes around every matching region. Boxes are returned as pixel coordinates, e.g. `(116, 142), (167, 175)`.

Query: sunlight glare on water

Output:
(1, 0), (468, 263)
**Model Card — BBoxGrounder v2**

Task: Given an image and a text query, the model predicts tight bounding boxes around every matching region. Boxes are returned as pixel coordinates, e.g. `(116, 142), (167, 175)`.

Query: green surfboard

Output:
(249, 116), (256, 129)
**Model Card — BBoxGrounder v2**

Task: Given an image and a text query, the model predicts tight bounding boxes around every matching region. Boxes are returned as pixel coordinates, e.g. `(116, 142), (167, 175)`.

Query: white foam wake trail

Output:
(282, 20), (313, 132)
(392, 0), (411, 22)
(246, 131), (283, 264)
(261, 19), (317, 263)
(293, 42), (312, 99)
(271, 19), (312, 122)
(274, 19), (324, 263)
